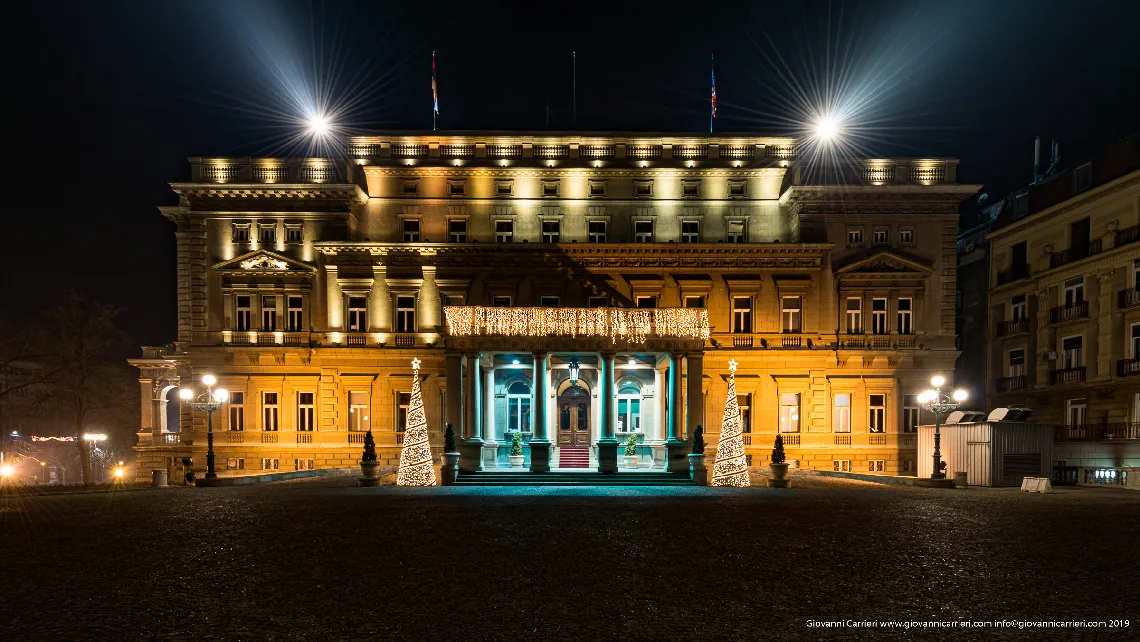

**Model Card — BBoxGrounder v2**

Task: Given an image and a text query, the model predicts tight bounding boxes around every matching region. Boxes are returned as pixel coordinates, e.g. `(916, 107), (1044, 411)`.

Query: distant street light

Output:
(919, 376), (968, 480)
(179, 374), (228, 480)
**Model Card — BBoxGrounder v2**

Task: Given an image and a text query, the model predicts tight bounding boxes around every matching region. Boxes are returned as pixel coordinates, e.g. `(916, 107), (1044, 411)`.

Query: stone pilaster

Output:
(458, 352), (483, 472)
(596, 352), (618, 473)
(666, 352), (688, 472)
(529, 352), (551, 472)
(1094, 269), (1116, 380)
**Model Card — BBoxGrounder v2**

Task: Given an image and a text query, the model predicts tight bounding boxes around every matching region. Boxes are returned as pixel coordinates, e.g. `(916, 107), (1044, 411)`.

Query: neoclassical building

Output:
(132, 132), (977, 481)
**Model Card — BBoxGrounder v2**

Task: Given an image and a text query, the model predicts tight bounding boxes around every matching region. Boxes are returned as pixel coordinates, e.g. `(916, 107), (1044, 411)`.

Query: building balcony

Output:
(996, 264), (1029, 286)
(1119, 288), (1140, 310)
(745, 432), (917, 450)
(1048, 239), (1103, 269)
(996, 318), (1030, 337)
(1049, 366), (1086, 385)
(1049, 301), (1088, 324)
(224, 331), (311, 346)
(1115, 224), (1140, 248)
(1055, 423), (1140, 441)
(718, 332), (818, 349)
(152, 429), (409, 449)
(1118, 359), (1140, 377)
(995, 375), (1027, 392)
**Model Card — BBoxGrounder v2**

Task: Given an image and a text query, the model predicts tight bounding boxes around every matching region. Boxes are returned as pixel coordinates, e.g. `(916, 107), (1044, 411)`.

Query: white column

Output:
(653, 366), (665, 442)
(484, 366), (497, 443)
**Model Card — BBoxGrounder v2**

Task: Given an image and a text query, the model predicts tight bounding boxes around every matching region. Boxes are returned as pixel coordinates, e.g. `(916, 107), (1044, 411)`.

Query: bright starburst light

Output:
(307, 113), (330, 136)
(813, 115), (841, 141)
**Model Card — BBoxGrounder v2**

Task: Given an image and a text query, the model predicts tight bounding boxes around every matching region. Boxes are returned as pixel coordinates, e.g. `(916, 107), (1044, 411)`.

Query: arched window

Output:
(617, 383), (641, 433)
(507, 381), (531, 432)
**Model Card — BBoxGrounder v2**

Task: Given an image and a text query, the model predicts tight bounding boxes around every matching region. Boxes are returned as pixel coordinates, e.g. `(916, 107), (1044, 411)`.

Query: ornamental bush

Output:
(361, 430), (378, 464)
(771, 434), (786, 465)
(692, 425), (705, 454)
(624, 432), (639, 456)
(510, 431), (524, 457)
(444, 423), (457, 453)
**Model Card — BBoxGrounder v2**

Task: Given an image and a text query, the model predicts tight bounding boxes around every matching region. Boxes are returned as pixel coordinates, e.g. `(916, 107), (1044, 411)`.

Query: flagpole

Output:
(433, 50), (437, 131)
(573, 51), (577, 130)
(709, 53), (714, 134)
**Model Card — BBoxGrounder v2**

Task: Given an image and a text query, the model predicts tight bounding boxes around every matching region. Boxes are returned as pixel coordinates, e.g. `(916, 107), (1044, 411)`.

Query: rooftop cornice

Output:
(780, 184), (981, 204)
(987, 169), (1140, 240)
(361, 166), (786, 178)
(347, 131), (798, 145)
(170, 183), (367, 204)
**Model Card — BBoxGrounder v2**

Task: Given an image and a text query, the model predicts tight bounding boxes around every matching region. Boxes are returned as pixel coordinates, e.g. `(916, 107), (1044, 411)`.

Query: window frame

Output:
(732, 296), (752, 334)
(285, 223), (303, 244)
(448, 219), (468, 243)
(297, 392), (315, 432)
(261, 295), (277, 332)
(541, 220), (561, 243)
(347, 297), (368, 333)
(1009, 348), (1026, 377)
(726, 220), (746, 243)
(872, 227), (889, 245)
(896, 297), (913, 335)
(348, 391), (370, 432)
(395, 296), (416, 333)
(494, 220), (514, 243)
(287, 295), (303, 332)
(902, 395), (919, 433)
(492, 296), (513, 307)
(232, 222), (251, 243)
(262, 392), (279, 432)
(401, 219), (421, 242)
(228, 392), (245, 432)
(633, 220), (654, 243)
(258, 223), (277, 244)
(869, 394), (886, 433)
(871, 298), (888, 335)
(235, 295), (252, 332)
(680, 220), (700, 243)
(587, 220), (607, 243)
(781, 296), (802, 333)
(779, 393), (800, 433)
(846, 227), (863, 246)
(1061, 334), (1083, 369)
(845, 297), (862, 334)
(540, 296), (560, 308)
(506, 382), (531, 433)
(833, 393), (851, 433)
(1063, 276), (1084, 307)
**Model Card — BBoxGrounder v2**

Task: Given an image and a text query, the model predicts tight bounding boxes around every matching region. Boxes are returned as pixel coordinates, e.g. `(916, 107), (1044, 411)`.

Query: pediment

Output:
(833, 251), (932, 276)
(213, 250), (316, 274)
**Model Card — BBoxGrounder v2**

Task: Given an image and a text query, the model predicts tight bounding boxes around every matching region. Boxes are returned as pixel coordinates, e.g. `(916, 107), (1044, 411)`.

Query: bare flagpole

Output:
(573, 51), (577, 130)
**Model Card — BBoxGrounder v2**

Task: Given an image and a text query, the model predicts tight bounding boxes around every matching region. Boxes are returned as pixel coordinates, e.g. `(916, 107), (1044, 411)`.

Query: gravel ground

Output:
(1, 475), (1137, 641)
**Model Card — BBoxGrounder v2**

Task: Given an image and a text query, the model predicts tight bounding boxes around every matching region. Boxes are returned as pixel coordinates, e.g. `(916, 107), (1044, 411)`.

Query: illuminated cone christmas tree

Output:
(711, 359), (750, 487)
(397, 358), (437, 486)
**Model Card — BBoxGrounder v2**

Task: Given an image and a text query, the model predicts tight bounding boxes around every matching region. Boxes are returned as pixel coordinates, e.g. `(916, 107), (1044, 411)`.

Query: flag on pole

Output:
(710, 54), (716, 133)
(432, 51), (439, 115)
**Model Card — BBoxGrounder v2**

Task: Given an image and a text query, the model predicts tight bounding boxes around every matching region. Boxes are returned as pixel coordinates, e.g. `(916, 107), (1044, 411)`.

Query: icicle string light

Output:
(711, 359), (750, 487)
(396, 357), (437, 487)
(443, 307), (709, 343)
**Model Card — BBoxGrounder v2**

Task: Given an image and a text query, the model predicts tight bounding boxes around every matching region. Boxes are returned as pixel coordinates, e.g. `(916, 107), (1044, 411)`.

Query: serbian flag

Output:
(432, 52), (439, 114)
(710, 55), (717, 119)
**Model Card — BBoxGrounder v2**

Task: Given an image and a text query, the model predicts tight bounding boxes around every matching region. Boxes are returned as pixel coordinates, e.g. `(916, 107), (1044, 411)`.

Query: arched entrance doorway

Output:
(556, 383), (591, 446)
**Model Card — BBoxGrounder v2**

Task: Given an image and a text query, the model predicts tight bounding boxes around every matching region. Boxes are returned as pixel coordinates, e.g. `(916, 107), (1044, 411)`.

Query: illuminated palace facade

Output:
(131, 132), (977, 481)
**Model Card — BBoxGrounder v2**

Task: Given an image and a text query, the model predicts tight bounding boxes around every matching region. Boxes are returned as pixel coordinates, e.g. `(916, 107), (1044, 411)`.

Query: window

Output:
(1073, 162), (1092, 192)
(779, 393), (800, 433)
(588, 296), (607, 308)
(506, 381), (531, 432)
(448, 180), (465, 196)
(727, 180), (746, 198)
(617, 384), (641, 433)
(901, 460), (914, 473)
(492, 296), (513, 307)
(285, 224), (303, 244)
(1133, 259), (1140, 288)
(262, 392), (279, 432)
(495, 220), (514, 243)
(1011, 294), (1027, 322)
(232, 223), (251, 243)
(1131, 323), (1140, 358)
(258, 223), (276, 243)
(633, 180), (653, 198)
(681, 180), (699, 198)
(540, 296), (560, 308)
(833, 460), (851, 472)
(845, 298), (862, 334)
(1009, 348), (1026, 377)
(396, 296), (416, 333)
(287, 296), (303, 332)
(541, 180), (560, 198)
(448, 220), (467, 242)
(235, 295), (251, 331)
(868, 460), (885, 472)
(681, 221), (700, 243)
(261, 295), (276, 331)
(295, 459), (314, 471)
(396, 392), (411, 432)
(495, 180), (513, 197)
(348, 392), (369, 432)
(903, 395), (919, 433)
(833, 393), (851, 433)
(297, 392), (315, 431)
(541, 220), (561, 243)
(726, 221), (746, 243)
(1066, 398), (1087, 427)
(588, 221), (607, 242)
(847, 228), (863, 245)
(732, 297), (752, 333)
(873, 228), (889, 244)
(1062, 335), (1083, 369)
(634, 220), (654, 243)
(684, 295), (705, 308)
(869, 394), (885, 433)
(781, 296), (802, 333)
(899, 228), (914, 244)
(228, 392), (244, 431)
(401, 180), (419, 196)
(871, 298), (887, 335)
(1063, 276), (1084, 307)
(261, 458), (279, 471)
(402, 220), (420, 242)
(1014, 192), (1028, 219)
(897, 298), (913, 335)
(348, 297), (368, 332)
(635, 296), (656, 309)
(738, 394), (751, 434)
(226, 458), (245, 471)
(588, 180), (606, 197)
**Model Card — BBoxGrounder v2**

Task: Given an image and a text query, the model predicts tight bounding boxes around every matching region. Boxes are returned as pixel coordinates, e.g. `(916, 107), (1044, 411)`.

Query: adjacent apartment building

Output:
(131, 131), (977, 481)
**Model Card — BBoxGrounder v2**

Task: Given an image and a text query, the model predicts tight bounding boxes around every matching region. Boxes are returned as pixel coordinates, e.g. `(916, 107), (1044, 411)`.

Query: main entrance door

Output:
(557, 384), (591, 446)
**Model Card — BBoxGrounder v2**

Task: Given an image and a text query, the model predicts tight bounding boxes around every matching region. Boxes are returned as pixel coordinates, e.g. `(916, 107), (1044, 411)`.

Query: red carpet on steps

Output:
(558, 446), (590, 468)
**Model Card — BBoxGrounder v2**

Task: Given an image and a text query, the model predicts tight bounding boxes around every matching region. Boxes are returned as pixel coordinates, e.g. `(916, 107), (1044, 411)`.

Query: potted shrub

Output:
(687, 425), (707, 485)
(622, 432), (640, 468)
(508, 431), (525, 468)
(768, 434), (790, 488)
(441, 424), (460, 485)
(359, 430), (381, 487)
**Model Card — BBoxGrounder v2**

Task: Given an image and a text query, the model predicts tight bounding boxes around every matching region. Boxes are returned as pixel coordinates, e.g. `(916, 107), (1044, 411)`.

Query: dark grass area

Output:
(1, 476), (1137, 641)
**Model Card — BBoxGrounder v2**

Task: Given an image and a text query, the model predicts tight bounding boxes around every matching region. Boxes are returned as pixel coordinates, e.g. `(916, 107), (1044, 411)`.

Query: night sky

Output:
(3, 0), (1138, 351)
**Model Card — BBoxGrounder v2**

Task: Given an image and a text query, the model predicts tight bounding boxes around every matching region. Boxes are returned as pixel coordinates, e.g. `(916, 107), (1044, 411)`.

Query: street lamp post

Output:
(919, 376), (968, 480)
(180, 375), (227, 480)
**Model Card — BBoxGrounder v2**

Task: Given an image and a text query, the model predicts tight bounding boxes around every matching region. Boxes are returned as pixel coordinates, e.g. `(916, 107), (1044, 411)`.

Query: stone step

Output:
(455, 471), (696, 486)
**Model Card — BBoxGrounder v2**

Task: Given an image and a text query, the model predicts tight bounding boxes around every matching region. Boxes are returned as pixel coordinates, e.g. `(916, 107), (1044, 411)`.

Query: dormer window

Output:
(258, 223), (277, 244)
(727, 180), (746, 198)
(232, 223), (251, 243)
(633, 180), (653, 198)
(541, 180), (560, 198)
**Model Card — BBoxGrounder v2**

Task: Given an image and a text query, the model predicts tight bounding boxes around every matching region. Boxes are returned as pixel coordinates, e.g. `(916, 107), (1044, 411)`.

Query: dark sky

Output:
(3, 0), (1138, 350)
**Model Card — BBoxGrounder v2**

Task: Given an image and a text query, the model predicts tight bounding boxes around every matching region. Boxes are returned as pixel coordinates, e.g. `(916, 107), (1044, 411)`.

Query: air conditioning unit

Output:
(1042, 351), (1058, 361)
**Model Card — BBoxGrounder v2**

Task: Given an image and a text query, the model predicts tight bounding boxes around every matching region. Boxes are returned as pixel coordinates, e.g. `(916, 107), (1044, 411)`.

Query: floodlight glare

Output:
(814, 115), (840, 141)
(0, 465), (13, 477)
(930, 375), (945, 388)
(213, 388), (229, 403)
(308, 114), (329, 136)
(179, 388), (194, 400)
(201, 374), (217, 386)
(953, 389), (968, 402)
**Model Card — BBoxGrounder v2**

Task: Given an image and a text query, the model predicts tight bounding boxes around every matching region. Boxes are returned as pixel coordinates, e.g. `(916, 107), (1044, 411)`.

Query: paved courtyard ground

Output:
(1, 475), (1137, 641)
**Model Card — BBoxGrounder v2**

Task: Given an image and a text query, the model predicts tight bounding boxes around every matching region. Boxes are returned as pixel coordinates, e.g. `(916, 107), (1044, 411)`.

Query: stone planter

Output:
(687, 453), (707, 486)
(441, 452), (460, 485)
(359, 461), (381, 487)
(767, 462), (790, 488)
(509, 455), (525, 468)
(623, 455), (639, 469)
